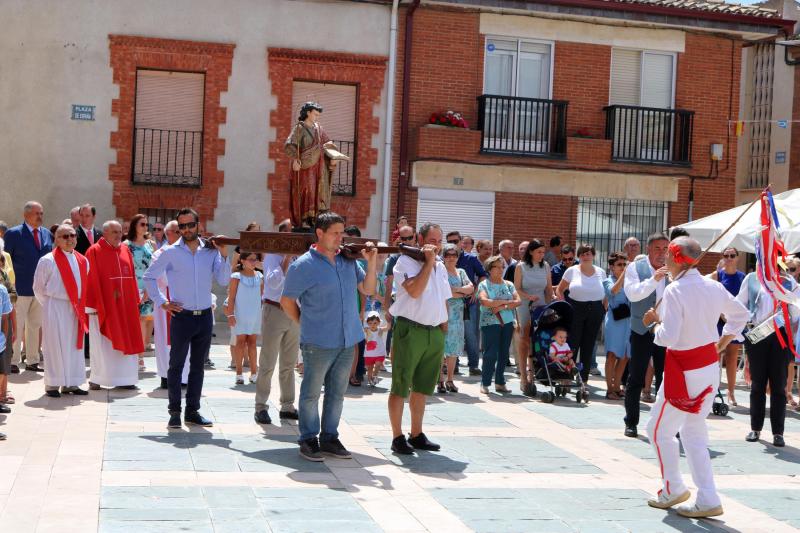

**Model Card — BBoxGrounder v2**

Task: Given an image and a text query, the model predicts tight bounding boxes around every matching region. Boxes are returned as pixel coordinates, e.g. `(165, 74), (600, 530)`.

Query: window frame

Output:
(131, 67), (207, 188)
(482, 36), (555, 100)
(608, 48), (677, 109)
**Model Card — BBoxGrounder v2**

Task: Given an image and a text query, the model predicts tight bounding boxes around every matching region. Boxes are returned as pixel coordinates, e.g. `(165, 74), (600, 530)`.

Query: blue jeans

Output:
(298, 343), (354, 442)
(464, 300), (481, 368)
(480, 323), (514, 387)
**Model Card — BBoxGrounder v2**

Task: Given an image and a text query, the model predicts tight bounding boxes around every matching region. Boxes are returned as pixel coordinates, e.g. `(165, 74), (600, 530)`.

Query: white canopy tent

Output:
(676, 189), (800, 254)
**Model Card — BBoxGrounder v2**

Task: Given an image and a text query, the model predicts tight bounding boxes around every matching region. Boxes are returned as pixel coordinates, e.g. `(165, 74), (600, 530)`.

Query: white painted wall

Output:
(0, 0), (390, 236)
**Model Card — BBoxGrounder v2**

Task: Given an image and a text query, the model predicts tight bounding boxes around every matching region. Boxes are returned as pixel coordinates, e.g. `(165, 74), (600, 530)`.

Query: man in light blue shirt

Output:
(143, 208), (230, 430)
(281, 212), (377, 462)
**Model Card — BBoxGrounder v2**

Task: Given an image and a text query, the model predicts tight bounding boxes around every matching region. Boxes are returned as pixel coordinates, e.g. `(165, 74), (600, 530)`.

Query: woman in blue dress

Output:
(125, 214), (155, 370)
(709, 246), (746, 406)
(602, 251), (630, 400)
(440, 244), (473, 393)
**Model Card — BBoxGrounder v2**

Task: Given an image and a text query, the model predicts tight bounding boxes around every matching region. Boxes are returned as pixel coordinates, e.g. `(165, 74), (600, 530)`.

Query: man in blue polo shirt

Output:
(281, 212), (377, 462)
(445, 231), (486, 375)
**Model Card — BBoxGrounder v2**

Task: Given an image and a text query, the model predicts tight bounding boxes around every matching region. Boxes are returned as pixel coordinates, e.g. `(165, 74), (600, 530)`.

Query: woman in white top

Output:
(555, 243), (607, 383)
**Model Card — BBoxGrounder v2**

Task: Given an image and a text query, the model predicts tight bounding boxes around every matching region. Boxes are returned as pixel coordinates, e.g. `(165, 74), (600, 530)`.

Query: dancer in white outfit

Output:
(643, 237), (749, 518)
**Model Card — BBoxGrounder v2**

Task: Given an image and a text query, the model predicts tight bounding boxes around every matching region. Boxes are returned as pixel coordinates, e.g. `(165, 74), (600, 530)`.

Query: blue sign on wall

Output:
(777, 120), (788, 129)
(776, 151), (786, 164)
(71, 105), (95, 121)
(487, 43), (495, 52)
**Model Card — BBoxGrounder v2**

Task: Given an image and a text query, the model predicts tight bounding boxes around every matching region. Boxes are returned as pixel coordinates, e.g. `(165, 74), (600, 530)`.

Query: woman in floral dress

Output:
(440, 243), (473, 393)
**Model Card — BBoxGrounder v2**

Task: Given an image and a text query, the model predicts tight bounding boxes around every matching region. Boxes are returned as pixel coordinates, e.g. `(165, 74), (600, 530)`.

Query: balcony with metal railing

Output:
(604, 105), (694, 166)
(132, 128), (203, 187)
(477, 95), (568, 158)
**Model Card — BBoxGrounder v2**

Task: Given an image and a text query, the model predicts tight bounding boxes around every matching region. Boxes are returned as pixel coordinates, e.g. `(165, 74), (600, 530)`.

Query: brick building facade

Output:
(388, 0), (793, 267)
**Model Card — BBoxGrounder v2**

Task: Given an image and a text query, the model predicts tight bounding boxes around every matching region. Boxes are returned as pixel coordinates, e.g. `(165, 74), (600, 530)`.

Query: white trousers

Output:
(12, 295), (42, 365)
(645, 362), (721, 508)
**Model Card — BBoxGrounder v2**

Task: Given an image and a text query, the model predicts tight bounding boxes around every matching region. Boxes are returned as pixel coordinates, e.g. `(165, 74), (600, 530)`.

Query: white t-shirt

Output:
(562, 265), (607, 302)
(390, 255), (450, 326)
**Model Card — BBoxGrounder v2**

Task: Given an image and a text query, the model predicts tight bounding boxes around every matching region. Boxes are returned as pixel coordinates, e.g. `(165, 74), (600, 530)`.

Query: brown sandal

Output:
(0, 392), (14, 404)
(445, 381), (458, 393)
(605, 391), (621, 400)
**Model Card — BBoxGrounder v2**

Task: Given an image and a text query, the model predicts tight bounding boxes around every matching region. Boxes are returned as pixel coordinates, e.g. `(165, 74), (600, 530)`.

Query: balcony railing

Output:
(604, 105), (694, 166)
(331, 139), (355, 196)
(132, 128), (203, 187)
(477, 95), (568, 158)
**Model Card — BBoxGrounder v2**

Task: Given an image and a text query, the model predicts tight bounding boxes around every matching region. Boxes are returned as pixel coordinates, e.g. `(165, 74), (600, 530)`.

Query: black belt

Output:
(263, 299), (281, 309)
(176, 307), (212, 316)
(397, 316), (437, 330)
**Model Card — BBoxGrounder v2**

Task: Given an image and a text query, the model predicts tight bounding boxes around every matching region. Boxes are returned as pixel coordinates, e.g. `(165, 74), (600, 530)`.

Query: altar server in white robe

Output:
(33, 224), (90, 397)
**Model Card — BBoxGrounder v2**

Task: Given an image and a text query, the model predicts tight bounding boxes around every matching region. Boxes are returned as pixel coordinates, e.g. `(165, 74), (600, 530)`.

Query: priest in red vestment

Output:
(85, 220), (143, 389)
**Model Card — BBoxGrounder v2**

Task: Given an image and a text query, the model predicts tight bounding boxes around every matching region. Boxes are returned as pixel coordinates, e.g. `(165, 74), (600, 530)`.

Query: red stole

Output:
(53, 248), (89, 349)
(85, 239), (144, 355)
(664, 343), (718, 413)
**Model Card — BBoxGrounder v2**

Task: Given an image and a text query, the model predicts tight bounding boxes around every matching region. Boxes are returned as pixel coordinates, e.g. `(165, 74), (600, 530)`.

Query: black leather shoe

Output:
(65, 388), (89, 396)
(254, 410), (272, 425)
(185, 411), (213, 427)
(391, 435), (414, 455)
(45, 390), (61, 398)
(9, 365), (19, 374)
(0, 405), (10, 413)
(279, 410), (299, 420)
(468, 368), (482, 376)
(117, 385), (138, 390)
(746, 431), (760, 442)
(204, 360), (215, 369)
(168, 413), (182, 429)
(89, 382), (101, 391)
(26, 364), (43, 372)
(160, 377), (168, 389)
(624, 426), (638, 438)
(773, 434), (785, 447)
(408, 432), (440, 451)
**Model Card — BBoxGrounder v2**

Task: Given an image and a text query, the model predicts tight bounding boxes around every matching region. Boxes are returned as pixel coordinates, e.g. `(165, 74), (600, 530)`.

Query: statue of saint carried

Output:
(284, 101), (349, 228)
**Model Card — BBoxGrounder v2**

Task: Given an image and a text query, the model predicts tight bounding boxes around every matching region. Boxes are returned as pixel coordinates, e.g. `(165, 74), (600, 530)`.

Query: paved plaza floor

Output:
(2, 343), (800, 532)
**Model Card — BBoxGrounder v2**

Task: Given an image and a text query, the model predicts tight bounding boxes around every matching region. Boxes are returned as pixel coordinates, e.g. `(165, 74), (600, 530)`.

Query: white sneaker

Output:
(235, 375), (244, 385)
(249, 374), (257, 383)
(647, 490), (690, 509)
(676, 503), (723, 518)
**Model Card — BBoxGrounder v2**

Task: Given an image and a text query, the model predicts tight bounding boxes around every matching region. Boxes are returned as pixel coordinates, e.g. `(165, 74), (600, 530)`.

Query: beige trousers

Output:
(12, 295), (42, 366)
(254, 303), (300, 412)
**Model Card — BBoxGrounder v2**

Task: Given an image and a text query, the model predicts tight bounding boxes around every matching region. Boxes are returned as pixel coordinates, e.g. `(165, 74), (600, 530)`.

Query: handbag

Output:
(611, 303), (631, 321)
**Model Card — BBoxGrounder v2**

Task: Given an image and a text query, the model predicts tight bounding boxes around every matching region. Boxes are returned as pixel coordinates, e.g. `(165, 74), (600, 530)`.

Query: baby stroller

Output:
(528, 301), (589, 404)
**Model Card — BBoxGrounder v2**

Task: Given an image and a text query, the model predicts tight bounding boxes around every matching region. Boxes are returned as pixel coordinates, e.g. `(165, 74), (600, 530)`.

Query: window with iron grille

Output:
(139, 207), (179, 227)
(745, 43), (773, 190)
(132, 69), (205, 187)
(291, 81), (357, 196)
(576, 197), (668, 266)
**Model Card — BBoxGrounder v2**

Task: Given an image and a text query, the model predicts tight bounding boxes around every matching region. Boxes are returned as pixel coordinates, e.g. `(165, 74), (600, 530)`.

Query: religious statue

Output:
(284, 101), (348, 228)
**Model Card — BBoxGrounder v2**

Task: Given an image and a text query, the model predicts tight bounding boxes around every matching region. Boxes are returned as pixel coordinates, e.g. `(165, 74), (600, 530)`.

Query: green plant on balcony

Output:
(429, 110), (469, 129)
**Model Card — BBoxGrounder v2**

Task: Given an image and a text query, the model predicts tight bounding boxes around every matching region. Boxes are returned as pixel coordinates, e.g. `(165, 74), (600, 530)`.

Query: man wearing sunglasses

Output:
(32, 225), (90, 397)
(144, 208), (231, 429)
(550, 244), (575, 288)
(151, 223), (167, 250)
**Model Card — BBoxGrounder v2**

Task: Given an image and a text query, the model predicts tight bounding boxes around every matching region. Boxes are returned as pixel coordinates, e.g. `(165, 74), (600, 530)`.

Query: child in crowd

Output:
(363, 311), (388, 387)
(226, 252), (264, 385)
(549, 327), (576, 374)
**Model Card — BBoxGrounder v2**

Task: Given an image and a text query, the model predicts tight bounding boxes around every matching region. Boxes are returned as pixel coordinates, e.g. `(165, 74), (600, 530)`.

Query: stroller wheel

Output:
(523, 383), (537, 397)
(542, 391), (555, 403)
(712, 404), (720, 416)
(555, 385), (562, 396)
(718, 403), (729, 416)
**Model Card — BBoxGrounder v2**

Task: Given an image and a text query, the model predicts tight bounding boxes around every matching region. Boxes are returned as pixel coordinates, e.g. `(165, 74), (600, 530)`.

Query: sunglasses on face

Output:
(59, 234), (77, 239)
(447, 240), (460, 245)
(444, 253), (458, 258)
(563, 256), (575, 262)
(723, 254), (737, 259)
(138, 222), (149, 228)
(399, 235), (415, 242)
(153, 227), (164, 232)
(178, 222), (198, 230)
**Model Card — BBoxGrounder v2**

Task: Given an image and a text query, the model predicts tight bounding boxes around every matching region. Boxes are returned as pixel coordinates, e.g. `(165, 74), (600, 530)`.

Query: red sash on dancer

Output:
(664, 342), (717, 413)
(53, 247), (89, 349)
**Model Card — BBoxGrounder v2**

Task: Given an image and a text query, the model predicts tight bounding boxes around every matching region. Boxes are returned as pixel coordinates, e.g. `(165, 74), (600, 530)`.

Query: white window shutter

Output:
(135, 70), (204, 131)
(609, 49), (641, 106)
(291, 82), (356, 142)
(641, 53), (674, 109)
(416, 189), (495, 243)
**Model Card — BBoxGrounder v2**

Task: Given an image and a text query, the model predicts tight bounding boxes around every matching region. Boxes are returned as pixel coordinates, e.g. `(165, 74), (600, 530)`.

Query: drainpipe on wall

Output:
(395, 0), (421, 225)
(380, 0), (401, 242)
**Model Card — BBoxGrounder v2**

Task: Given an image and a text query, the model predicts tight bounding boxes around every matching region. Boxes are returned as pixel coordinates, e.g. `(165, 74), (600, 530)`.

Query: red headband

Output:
(668, 242), (697, 265)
